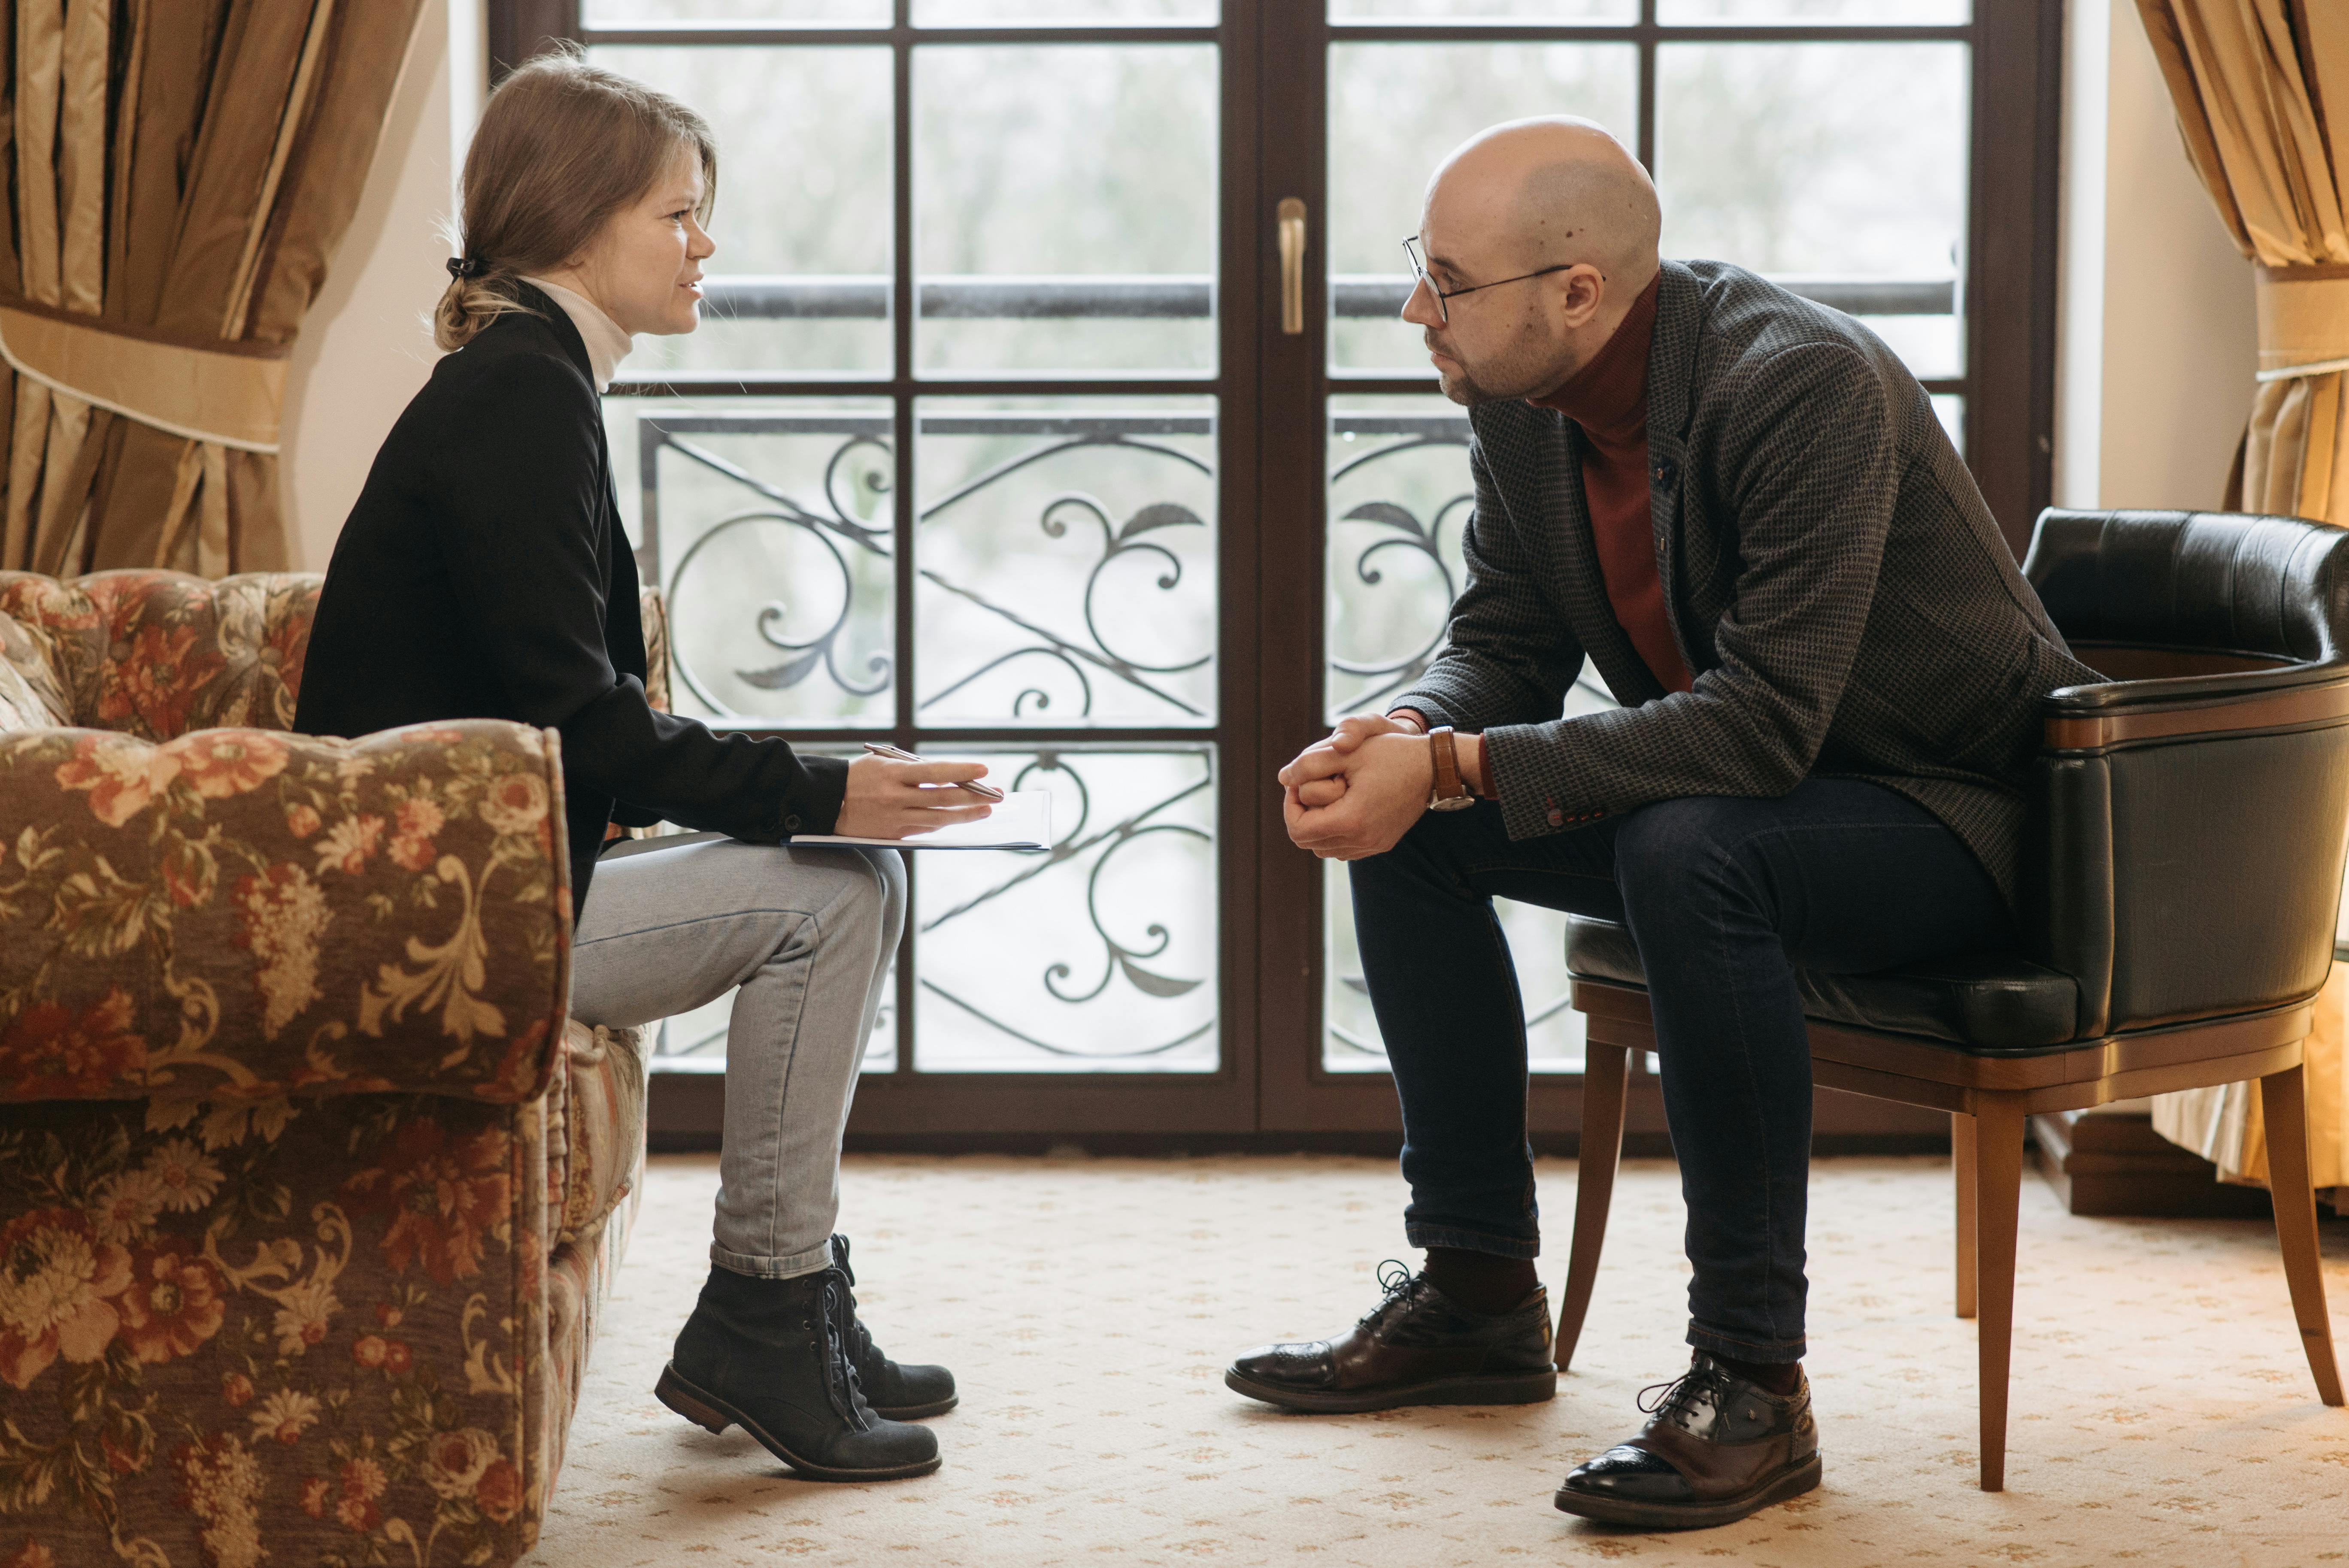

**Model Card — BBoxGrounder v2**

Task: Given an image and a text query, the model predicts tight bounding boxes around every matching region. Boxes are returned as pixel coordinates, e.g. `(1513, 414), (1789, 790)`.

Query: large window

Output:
(491, 0), (2058, 1142)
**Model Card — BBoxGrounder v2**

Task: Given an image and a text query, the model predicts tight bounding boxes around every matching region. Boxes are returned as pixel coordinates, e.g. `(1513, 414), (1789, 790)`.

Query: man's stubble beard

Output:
(1427, 318), (1573, 408)
(1437, 364), (1492, 407)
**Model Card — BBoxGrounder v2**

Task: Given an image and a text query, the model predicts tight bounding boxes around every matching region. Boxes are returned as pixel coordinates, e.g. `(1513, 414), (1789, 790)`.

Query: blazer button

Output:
(785, 815), (802, 832)
(1547, 808), (1564, 827)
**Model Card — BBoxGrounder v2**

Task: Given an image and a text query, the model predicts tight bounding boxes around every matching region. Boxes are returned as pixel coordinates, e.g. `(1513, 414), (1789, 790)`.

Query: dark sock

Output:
(1714, 1353), (1802, 1396)
(1421, 1247), (1539, 1315)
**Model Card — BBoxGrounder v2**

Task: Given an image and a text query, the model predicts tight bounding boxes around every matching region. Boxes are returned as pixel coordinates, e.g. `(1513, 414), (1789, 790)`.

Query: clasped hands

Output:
(1279, 711), (1487, 861)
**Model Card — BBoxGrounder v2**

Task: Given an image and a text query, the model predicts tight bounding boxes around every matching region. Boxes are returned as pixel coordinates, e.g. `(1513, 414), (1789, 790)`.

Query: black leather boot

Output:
(1553, 1351), (1820, 1529)
(1225, 1259), (1557, 1413)
(656, 1263), (941, 1481)
(832, 1234), (958, 1420)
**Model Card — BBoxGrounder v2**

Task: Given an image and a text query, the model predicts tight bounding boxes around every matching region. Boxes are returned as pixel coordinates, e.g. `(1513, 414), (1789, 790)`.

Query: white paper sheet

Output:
(790, 788), (1050, 851)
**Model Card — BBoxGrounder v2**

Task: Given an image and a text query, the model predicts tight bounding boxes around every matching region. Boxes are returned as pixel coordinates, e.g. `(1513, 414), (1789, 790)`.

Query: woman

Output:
(295, 48), (980, 1483)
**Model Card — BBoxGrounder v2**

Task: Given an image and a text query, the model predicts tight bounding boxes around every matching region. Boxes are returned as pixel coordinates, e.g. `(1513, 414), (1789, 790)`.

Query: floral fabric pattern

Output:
(0, 1093), (556, 1568)
(0, 569), (654, 1568)
(0, 720), (570, 1105)
(0, 570), (317, 740)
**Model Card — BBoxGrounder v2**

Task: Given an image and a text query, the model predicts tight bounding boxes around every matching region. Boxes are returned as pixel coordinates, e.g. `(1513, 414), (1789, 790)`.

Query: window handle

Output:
(1278, 197), (1307, 336)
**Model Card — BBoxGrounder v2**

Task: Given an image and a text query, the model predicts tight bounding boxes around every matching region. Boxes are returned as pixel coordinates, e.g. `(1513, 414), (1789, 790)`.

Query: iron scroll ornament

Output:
(917, 751), (1215, 1063)
(651, 751), (1216, 1066)
(1325, 419), (1613, 720)
(648, 415), (1214, 723)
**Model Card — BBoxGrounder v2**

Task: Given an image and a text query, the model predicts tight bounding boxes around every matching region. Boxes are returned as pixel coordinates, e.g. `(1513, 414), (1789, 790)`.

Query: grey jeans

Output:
(570, 832), (906, 1280)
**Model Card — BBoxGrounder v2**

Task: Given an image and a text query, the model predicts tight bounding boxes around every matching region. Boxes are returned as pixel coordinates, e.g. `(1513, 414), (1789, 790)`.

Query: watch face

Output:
(1428, 795), (1478, 812)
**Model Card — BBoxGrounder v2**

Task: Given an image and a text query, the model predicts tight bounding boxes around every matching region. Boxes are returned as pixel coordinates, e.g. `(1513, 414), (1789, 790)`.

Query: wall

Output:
(279, 0), (484, 569)
(2056, 0), (2258, 513)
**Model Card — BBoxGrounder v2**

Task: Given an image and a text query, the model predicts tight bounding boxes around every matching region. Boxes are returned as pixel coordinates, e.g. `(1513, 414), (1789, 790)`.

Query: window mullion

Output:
(891, 5), (919, 1074)
(1637, 0), (1658, 173)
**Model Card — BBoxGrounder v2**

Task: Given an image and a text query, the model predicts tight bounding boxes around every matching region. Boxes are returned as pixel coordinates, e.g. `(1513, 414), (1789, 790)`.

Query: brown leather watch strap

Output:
(1428, 726), (1474, 808)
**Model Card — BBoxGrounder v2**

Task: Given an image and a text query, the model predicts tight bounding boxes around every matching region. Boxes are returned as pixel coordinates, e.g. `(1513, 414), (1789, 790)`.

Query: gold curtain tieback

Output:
(2254, 263), (2349, 384)
(0, 293), (290, 452)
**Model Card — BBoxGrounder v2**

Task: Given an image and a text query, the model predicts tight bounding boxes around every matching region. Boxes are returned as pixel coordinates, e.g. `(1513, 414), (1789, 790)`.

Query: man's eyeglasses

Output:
(1402, 236), (1581, 325)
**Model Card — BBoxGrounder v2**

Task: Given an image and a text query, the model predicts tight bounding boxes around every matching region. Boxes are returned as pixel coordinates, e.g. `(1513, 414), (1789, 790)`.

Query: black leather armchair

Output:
(1559, 507), (2349, 1492)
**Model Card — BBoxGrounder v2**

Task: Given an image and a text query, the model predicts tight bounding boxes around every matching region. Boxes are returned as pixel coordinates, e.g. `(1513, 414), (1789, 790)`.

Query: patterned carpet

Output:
(528, 1153), (2349, 1568)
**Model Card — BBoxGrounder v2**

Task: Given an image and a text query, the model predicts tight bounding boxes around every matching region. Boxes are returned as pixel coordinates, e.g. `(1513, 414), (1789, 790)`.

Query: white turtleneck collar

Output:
(519, 275), (633, 392)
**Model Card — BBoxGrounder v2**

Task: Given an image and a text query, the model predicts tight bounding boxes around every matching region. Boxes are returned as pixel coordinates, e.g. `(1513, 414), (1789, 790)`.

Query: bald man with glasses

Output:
(1223, 117), (2099, 1530)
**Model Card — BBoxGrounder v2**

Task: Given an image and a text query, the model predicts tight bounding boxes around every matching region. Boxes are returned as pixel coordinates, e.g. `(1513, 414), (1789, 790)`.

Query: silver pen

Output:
(860, 742), (1006, 802)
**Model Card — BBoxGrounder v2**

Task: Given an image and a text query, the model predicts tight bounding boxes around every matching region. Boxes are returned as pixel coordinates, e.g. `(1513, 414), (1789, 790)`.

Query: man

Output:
(1224, 118), (2097, 1529)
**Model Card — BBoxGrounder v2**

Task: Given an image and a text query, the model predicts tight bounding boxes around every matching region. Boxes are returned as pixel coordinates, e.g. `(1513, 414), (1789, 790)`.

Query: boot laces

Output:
(815, 1271), (873, 1426)
(830, 1233), (887, 1385)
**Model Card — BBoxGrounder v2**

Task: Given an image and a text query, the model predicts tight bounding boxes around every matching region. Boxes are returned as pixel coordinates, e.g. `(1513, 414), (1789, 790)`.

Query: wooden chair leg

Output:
(1953, 1110), (1978, 1320)
(1556, 1040), (1630, 1373)
(2259, 1064), (2344, 1406)
(1971, 1099), (2026, 1493)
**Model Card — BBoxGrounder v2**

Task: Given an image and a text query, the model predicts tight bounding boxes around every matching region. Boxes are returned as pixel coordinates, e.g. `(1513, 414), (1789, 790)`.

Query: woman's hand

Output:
(833, 754), (995, 840)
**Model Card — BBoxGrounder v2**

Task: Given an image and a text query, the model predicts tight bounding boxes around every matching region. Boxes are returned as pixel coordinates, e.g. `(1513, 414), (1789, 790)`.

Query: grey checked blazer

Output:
(1391, 259), (2100, 908)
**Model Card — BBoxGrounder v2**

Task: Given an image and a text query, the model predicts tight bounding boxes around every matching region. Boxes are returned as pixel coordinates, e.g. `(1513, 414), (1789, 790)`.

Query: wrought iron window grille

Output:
(629, 403), (1604, 1071)
(639, 410), (1216, 722)
(635, 408), (1222, 1068)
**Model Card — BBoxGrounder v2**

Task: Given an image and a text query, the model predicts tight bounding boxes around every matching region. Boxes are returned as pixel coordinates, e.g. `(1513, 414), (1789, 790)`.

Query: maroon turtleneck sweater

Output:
(1526, 272), (1691, 694)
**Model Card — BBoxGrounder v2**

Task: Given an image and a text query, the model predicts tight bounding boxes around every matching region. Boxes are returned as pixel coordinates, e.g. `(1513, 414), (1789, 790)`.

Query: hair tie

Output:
(446, 256), (487, 280)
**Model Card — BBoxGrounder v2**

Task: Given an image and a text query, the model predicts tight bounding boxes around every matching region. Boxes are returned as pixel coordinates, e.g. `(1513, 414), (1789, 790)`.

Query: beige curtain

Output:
(0, 0), (427, 579)
(2135, 0), (2349, 1200)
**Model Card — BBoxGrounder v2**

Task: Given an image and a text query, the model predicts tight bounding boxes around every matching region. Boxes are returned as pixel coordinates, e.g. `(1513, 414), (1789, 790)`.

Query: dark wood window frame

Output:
(488, 0), (2061, 1152)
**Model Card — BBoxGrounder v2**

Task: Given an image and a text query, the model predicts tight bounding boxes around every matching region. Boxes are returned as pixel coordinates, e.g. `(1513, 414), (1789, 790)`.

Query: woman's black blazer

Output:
(294, 285), (846, 920)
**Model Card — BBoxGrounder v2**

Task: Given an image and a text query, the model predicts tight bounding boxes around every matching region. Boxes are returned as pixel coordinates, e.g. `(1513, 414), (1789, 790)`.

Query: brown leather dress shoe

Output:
(1224, 1260), (1557, 1414)
(1553, 1351), (1821, 1529)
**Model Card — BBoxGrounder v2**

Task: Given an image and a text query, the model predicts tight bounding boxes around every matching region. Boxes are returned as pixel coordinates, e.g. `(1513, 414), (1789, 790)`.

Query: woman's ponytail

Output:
(433, 257), (523, 351)
(433, 44), (715, 354)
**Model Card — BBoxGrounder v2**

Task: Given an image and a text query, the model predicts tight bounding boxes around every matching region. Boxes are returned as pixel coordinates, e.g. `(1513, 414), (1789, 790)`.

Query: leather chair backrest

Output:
(2025, 508), (2349, 665)
(2020, 509), (2349, 1038)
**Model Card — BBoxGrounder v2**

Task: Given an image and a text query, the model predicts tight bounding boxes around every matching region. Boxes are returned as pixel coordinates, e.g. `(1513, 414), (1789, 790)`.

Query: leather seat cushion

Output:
(1564, 917), (2081, 1053)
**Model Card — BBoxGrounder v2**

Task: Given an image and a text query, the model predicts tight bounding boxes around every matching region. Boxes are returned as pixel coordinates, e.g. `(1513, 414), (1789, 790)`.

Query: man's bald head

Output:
(1424, 117), (1661, 292)
(1407, 117), (1662, 405)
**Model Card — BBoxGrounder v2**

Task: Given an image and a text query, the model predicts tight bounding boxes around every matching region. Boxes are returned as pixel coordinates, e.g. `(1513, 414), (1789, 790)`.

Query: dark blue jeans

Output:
(1348, 777), (2011, 1363)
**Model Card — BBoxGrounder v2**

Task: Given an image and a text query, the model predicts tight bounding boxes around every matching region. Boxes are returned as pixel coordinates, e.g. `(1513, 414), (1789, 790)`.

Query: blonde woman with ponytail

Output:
(297, 47), (967, 1483)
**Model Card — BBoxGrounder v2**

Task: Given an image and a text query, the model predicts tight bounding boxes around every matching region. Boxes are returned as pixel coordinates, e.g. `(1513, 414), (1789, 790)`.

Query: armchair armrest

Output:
(0, 720), (573, 1107)
(2043, 660), (2349, 752)
(2026, 663), (2349, 1037)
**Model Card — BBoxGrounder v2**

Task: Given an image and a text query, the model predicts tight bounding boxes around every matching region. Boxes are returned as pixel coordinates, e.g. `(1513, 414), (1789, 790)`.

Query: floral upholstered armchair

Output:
(0, 569), (666, 1568)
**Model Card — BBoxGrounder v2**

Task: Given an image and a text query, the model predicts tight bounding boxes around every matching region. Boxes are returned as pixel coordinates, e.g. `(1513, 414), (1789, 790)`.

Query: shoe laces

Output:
(830, 1233), (886, 1382)
(814, 1269), (874, 1426)
(1356, 1259), (1425, 1329)
(1636, 1360), (1731, 1430)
